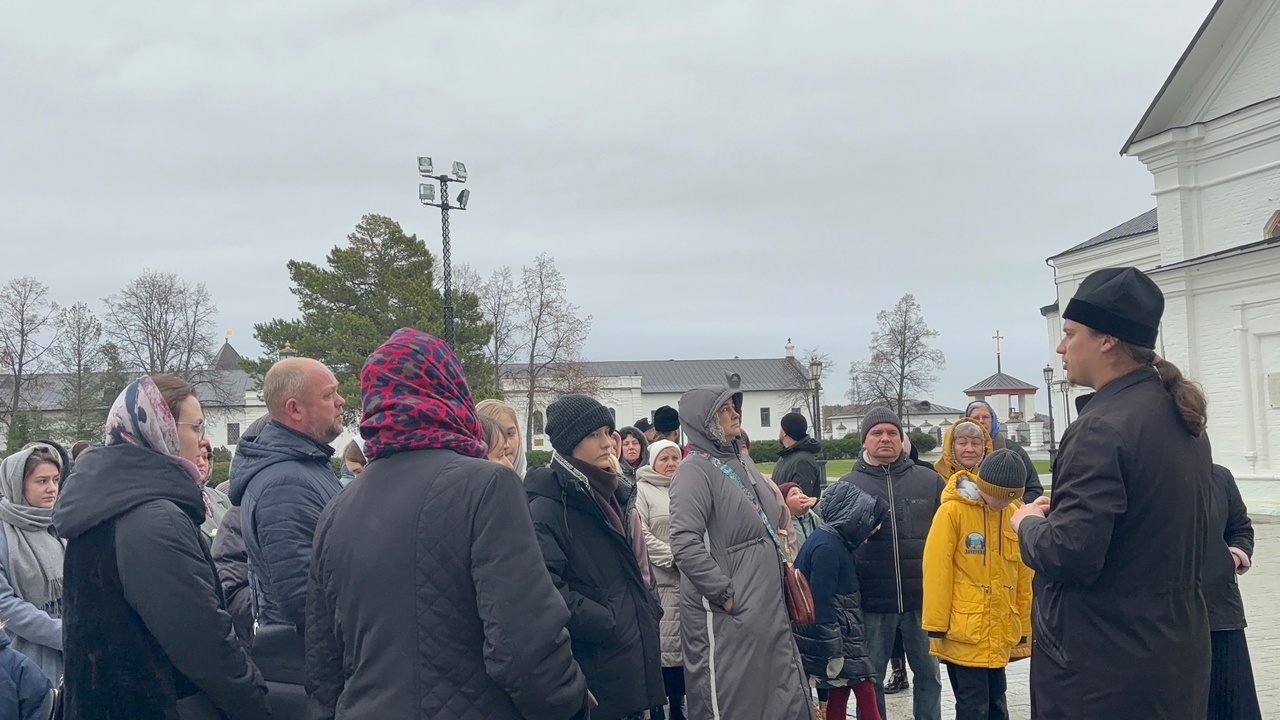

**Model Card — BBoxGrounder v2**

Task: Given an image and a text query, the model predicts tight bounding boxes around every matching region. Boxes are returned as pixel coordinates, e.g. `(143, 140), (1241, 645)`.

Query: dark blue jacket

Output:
(228, 421), (341, 629)
(0, 632), (51, 720)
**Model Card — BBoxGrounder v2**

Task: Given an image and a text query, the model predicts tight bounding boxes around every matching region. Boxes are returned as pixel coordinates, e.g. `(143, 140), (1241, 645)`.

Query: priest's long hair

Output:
(1118, 342), (1208, 437)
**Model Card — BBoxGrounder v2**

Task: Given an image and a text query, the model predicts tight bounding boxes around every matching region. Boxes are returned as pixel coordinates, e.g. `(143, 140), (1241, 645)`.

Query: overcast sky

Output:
(2, 0), (1214, 408)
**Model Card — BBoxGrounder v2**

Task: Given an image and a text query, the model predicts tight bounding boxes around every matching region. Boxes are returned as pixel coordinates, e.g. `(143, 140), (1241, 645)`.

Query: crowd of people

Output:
(0, 266), (1263, 720)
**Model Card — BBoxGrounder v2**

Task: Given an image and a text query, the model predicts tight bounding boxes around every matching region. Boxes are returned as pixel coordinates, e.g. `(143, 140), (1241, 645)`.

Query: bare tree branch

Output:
(847, 294), (945, 416)
(0, 276), (60, 422)
(513, 254), (593, 446)
(103, 270), (219, 380)
(479, 266), (522, 392)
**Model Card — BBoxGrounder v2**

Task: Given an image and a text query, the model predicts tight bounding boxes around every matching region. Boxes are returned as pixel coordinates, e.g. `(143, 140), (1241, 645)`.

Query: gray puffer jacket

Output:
(668, 385), (813, 720)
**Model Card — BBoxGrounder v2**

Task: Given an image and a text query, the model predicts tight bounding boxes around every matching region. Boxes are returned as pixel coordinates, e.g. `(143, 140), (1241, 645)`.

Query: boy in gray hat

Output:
(922, 448), (1032, 720)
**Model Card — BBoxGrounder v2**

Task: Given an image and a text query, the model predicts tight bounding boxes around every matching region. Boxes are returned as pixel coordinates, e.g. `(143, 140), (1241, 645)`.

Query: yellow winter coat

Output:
(922, 470), (1032, 668)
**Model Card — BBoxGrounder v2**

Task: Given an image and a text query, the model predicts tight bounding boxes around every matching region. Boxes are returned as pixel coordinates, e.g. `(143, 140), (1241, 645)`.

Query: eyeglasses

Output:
(177, 420), (207, 438)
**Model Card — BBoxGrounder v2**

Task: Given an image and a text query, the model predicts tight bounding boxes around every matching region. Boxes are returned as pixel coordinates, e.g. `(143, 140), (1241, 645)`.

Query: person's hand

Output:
(722, 597), (734, 612)
(801, 495), (817, 511)
(1010, 502), (1046, 533)
(1032, 496), (1051, 512)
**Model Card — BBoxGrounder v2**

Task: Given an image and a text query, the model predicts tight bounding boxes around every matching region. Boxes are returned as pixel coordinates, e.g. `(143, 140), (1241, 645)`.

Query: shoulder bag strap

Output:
(691, 451), (787, 563)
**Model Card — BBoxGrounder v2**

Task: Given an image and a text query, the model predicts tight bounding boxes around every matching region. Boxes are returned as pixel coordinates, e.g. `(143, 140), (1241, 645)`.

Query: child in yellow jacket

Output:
(922, 448), (1032, 720)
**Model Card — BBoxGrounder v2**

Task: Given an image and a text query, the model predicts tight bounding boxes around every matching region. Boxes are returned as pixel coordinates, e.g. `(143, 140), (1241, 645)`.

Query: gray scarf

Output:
(0, 446), (65, 618)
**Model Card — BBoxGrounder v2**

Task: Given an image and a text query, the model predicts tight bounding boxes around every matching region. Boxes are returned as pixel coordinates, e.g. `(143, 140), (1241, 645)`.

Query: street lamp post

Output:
(417, 156), (470, 348)
(1042, 365), (1057, 474)
(809, 358), (828, 496)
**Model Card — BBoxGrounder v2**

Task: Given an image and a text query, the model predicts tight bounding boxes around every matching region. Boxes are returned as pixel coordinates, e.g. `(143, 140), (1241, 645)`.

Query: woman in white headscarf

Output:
(0, 443), (66, 681)
(635, 439), (685, 719)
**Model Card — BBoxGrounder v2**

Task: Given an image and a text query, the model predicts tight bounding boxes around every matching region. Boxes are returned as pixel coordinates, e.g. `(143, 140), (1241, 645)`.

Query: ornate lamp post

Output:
(809, 358), (828, 495)
(1043, 364), (1057, 473)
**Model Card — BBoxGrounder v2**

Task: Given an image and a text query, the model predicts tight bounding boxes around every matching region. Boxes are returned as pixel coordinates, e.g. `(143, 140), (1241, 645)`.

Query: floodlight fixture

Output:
(418, 156), (434, 176)
(419, 183), (435, 204)
(457, 188), (470, 210)
(452, 161), (468, 180)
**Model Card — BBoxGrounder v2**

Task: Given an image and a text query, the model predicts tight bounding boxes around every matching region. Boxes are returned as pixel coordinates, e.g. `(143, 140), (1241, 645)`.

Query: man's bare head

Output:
(263, 357), (346, 443)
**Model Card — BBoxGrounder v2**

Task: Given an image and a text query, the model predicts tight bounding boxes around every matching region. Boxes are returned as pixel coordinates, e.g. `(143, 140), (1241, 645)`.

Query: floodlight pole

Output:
(418, 163), (468, 348)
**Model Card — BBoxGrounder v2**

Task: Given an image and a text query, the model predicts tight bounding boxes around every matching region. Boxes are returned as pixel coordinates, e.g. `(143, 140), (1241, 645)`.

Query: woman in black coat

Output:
(53, 375), (269, 720)
(1204, 464), (1261, 720)
(526, 395), (664, 720)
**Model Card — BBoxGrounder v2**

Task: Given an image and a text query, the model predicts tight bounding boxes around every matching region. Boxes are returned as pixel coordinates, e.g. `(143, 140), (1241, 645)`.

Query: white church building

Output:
(1043, 0), (1280, 496)
(501, 342), (819, 451)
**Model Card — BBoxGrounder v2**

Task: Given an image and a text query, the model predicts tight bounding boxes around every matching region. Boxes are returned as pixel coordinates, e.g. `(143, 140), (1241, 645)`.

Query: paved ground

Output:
(881, 516), (1280, 719)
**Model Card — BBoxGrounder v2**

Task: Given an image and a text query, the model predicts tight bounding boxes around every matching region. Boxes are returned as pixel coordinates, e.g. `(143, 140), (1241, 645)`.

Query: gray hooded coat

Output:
(668, 386), (813, 720)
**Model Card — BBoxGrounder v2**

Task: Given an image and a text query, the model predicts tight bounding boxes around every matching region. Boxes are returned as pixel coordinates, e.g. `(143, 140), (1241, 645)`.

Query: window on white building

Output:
(227, 422), (241, 445)
(1267, 210), (1280, 239)
(760, 408), (771, 427)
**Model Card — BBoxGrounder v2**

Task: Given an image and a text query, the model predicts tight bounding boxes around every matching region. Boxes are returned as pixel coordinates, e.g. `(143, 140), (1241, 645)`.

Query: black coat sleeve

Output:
(211, 507), (254, 645)
(1018, 416), (1126, 585)
(474, 470), (589, 720)
(116, 500), (270, 720)
(528, 497), (617, 644)
(305, 508), (343, 720)
(1010, 440), (1044, 503)
(1217, 466), (1254, 558)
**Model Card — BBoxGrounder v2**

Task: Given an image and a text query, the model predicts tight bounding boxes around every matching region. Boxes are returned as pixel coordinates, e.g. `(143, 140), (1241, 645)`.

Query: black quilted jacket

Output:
(306, 448), (590, 720)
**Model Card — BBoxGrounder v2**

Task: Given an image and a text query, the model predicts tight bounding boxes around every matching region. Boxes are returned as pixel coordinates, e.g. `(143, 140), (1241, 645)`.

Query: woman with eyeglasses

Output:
(0, 441), (68, 682)
(53, 374), (270, 719)
(194, 437), (234, 540)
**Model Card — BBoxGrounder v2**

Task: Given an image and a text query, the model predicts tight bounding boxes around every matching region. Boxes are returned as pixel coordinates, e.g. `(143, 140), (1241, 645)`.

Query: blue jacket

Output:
(0, 623), (53, 720)
(228, 421), (341, 629)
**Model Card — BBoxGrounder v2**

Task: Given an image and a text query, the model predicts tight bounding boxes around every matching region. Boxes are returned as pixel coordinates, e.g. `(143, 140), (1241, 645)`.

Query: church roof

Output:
(1122, 0), (1239, 155)
(1050, 208), (1158, 260)
(212, 340), (242, 371)
(501, 357), (809, 394)
(964, 372), (1039, 395)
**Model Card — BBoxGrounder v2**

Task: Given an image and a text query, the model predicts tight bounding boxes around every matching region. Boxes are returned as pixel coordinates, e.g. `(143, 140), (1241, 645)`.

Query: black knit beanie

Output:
(780, 412), (808, 441)
(546, 394), (616, 456)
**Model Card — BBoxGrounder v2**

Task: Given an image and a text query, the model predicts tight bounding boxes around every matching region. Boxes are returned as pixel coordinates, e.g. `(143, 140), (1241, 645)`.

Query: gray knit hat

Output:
(974, 448), (1025, 501)
(861, 407), (904, 444)
(546, 394), (616, 456)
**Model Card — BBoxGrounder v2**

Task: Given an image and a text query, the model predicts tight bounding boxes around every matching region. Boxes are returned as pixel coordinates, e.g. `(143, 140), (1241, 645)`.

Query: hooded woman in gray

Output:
(668, 385), (813, 720)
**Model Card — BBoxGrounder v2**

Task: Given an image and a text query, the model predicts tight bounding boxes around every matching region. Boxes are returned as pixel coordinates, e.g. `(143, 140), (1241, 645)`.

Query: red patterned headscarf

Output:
(360, 328), (487, 461)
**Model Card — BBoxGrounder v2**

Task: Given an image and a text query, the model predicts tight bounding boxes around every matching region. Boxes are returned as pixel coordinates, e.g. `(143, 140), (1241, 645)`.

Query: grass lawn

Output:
(758, 459), (856, 478)
(759, 458), (1052, 479)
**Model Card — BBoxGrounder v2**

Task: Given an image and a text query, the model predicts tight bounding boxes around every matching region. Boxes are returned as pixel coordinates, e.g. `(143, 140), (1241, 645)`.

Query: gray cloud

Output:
(1, 0), (1209, 407)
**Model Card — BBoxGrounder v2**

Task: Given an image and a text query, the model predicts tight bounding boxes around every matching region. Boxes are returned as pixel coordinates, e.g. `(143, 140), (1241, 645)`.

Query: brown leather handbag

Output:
(783, 562), (816, 625)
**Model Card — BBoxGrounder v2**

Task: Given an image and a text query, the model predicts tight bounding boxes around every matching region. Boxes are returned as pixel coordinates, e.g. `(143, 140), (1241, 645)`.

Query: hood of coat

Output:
(854, 449), (915, 476)
(618, 426), (650, 470)
(679, 385), (742, 459)
(941, 471), (985, 507)
(0, 442), (63, 506)
(228, 420), (335, 505)
(25, 439), (73, 481)
(934, 419), (994, 482)
(53, 443), (206, 540)
(817, 480), (889, 549)
(635, 464), (672, 489)
(780, 435), (822, 457)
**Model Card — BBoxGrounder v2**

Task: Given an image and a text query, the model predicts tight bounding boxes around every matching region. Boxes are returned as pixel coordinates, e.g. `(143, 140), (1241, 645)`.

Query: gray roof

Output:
(501, 357), (810, 394)
(964, 372), (1039, 394)
(1051, 208), (1157, 260)
(0, 341), (258, 413)
(829, 399), (965, 419)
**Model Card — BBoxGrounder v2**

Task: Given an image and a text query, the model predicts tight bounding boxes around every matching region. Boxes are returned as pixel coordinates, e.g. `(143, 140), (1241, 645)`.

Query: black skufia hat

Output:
(1062, 267), (1163, 349)
(654, 405), (680, 433)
